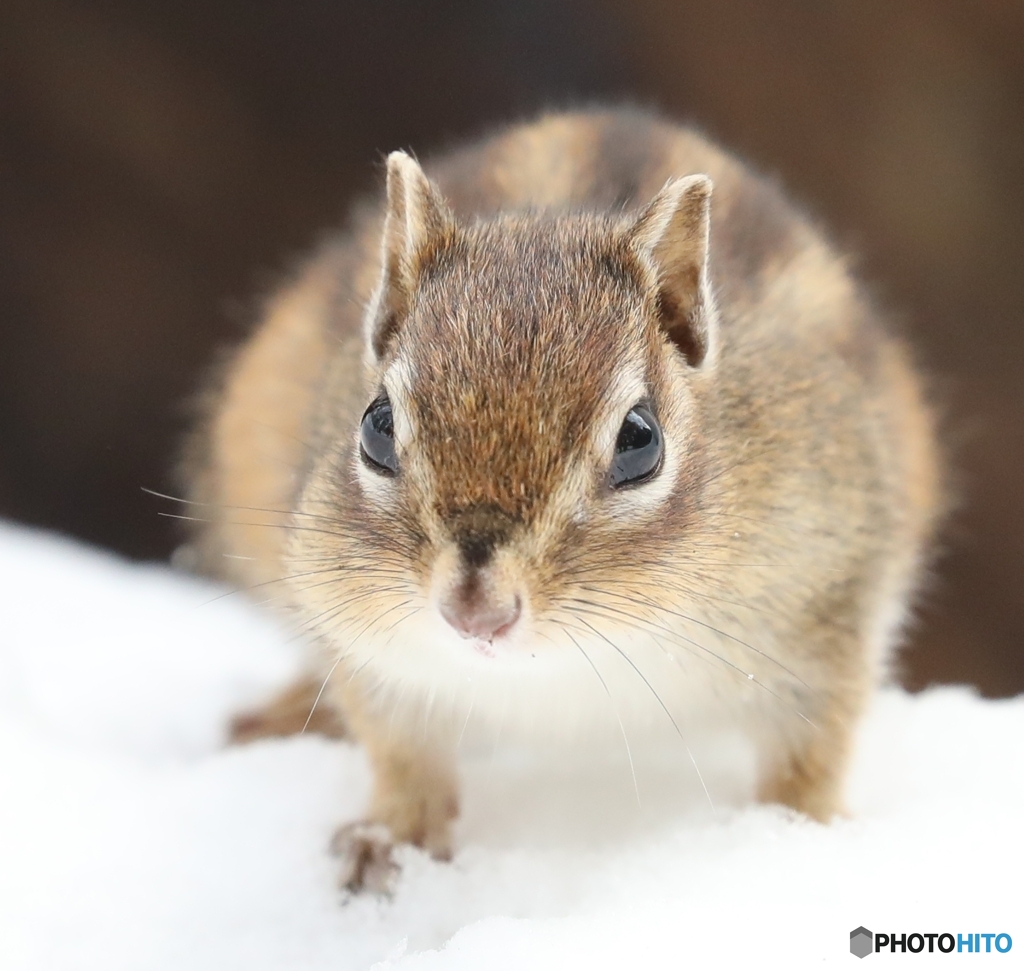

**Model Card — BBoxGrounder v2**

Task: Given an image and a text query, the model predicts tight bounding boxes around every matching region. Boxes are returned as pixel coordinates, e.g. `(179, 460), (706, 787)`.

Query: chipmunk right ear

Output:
(365, 151), (454, 362)
(627, 175), (716, 368)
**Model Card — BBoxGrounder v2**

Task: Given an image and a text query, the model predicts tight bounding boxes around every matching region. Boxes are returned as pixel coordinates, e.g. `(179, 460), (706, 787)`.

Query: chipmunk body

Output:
(185, 108), (941, 890)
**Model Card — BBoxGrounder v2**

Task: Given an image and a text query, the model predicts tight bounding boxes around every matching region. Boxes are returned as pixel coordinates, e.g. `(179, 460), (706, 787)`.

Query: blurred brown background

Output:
(2, 0), (1021, 696)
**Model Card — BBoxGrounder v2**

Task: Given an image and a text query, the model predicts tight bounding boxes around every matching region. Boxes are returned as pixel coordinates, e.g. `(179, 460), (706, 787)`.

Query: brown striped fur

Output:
(183, 108), (942, 892)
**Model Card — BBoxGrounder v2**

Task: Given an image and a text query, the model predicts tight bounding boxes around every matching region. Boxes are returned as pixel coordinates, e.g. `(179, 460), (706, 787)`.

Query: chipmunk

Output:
(182, 108), (942, 892)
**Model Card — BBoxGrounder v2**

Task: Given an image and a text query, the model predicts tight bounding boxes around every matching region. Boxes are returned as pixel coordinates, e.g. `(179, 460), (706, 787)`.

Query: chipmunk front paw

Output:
(330, 821), (400, 894)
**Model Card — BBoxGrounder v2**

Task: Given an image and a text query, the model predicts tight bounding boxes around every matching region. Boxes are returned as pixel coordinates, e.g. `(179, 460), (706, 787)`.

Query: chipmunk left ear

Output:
(627, 175), (716, 368)
(365, 151), (455, 362)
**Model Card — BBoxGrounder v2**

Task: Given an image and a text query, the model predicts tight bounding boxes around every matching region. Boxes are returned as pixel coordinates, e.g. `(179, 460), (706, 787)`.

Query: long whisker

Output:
(577, 583), (813, 692)
(301, 651), (347, 734)
(650, 627), (814, 729)
(566, 629), (641, 809)
(156, 510), (352, 540)
(573, 615), (715, 814)
(566, 598), (815, 728)
(196, 567), (346, 607)
(142, 485), (363, 526)
(457, 689), (476, 749)
(252, 582), (411, 618)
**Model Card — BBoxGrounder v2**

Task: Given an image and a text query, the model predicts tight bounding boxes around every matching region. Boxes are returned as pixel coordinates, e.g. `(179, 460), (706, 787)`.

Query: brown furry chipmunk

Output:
(182, 108), (942, 892)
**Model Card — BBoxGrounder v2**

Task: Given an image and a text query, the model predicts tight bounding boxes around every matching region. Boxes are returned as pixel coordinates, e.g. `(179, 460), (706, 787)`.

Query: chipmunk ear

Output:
(627, 175), (715, 368)
(365, 151), (454, 361)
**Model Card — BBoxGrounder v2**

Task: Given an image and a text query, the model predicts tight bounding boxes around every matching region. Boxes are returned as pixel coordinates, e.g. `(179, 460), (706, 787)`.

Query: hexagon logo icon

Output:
(850, 926), (873, 958)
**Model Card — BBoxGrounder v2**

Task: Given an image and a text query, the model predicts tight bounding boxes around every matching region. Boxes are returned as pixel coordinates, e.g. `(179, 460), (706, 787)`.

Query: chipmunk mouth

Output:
(470, 637), (497, 659)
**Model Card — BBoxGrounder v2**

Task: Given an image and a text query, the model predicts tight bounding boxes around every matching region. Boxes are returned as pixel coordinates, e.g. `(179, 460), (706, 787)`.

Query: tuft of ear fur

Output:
(365, 151), (454, 361)
(627, 175), (716, 367)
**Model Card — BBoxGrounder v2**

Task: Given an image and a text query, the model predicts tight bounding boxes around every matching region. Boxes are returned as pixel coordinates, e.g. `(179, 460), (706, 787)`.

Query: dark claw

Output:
(330, 821), (399, 894)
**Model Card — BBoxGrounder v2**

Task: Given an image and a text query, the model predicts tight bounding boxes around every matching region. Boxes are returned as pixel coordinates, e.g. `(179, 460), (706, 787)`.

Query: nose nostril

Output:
(491, 595), (521, 639)
(440, 594), (521, 642)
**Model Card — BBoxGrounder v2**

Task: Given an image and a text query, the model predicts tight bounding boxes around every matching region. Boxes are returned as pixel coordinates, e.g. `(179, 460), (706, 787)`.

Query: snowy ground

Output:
(1, 523), (1020, 969)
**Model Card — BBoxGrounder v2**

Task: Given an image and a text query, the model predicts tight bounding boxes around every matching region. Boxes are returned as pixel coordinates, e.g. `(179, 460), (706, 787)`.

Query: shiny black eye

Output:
(609, 404), (663, 488)
(359, 394), (398, 476)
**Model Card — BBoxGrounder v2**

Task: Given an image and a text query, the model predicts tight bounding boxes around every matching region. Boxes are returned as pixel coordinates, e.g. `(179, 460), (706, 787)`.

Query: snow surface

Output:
(1, 522), (1020, 969)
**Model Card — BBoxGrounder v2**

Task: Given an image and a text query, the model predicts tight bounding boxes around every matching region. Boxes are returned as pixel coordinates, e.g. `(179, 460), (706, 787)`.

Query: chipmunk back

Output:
(184, 108), (942, 891)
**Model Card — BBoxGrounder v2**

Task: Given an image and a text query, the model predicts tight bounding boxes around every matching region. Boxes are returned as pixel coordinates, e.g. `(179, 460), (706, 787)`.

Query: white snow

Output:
(0, 522), (1020, 969)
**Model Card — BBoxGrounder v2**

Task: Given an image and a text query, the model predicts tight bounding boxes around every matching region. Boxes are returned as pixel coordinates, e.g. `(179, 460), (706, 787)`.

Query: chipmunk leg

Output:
(331, 682), (459, 893)
(757, 703), (857, 821)
(758, 581), (876, 822)
(229, 675), (347, 743)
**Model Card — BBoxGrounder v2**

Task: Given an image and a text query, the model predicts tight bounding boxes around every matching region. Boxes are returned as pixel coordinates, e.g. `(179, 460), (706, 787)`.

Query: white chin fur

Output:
(341, 602), (783, 749)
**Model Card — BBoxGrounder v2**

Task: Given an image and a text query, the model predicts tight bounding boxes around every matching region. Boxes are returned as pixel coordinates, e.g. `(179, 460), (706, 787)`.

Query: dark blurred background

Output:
(2, 0), (1022, 696)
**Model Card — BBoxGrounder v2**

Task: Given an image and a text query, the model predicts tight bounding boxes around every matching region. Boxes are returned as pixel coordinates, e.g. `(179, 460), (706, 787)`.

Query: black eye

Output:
(610, 404), (663, 488)
(359, 394), (398, 475)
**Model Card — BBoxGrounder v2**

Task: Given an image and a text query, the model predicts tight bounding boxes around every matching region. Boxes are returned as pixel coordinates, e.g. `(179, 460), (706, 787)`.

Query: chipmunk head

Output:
(297, 151), (719, 670)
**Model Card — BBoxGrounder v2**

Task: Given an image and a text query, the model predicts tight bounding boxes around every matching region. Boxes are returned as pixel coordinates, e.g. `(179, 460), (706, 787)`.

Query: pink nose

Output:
(440, 594), (521, 641)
